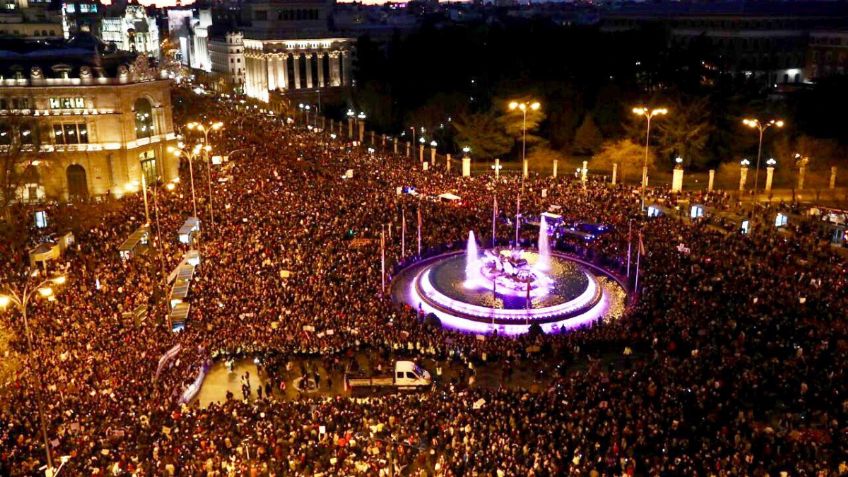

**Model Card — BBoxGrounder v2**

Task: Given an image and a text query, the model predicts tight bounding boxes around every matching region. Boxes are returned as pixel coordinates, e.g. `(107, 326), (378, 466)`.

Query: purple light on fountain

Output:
(465, 231), (479, 282)
(536, 215), (551, 272)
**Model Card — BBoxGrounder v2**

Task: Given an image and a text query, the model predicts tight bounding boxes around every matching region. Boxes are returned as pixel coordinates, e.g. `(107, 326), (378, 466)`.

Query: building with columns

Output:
(0, 32), (178, 203)
(242, 37), (352, 102)
(239, 0), (353, 103)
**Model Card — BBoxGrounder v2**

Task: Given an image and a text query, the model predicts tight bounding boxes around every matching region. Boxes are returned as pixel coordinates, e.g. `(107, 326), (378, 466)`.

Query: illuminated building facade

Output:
(100, 5), (161, 58)
(0, 32), (178, 203)
(240, 0), (353, 102)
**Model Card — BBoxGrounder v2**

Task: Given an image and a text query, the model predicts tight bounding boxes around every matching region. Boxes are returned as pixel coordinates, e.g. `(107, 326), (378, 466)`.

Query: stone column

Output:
(370, 131), (375, 145)
(581, 160), (588, 183)
(765, 166), (775, 193)
(347, 118), (353, 138)
(342, 51), (352, 86)
(495, 158), (500, 179)
(552, 159), (558, 178)
(267, 55), (278, 91)
(292, 54), (301, 89)
(430, 146), (436, 165)
(330, 53), (341, 87)
(708, 169), (715, 192)
(830, 166), (837, 189)
(671, 165), (683, 192)
(740, 166), (748, 192)
(406, 141), (411, 158)
(317, 53), (325, 87)
(393, 138), (398, 154)
(419, 144), (424, 163)
(611, 163), (618, 185)
(382, 134), (386, 147)
(358, 121), (365, 143)
(522, 159), (529, 179)
(446, 153), (451, 172)
(305, 53), (313, 88)
(797, 165), (806, 190)
(462, 154), (471, 177)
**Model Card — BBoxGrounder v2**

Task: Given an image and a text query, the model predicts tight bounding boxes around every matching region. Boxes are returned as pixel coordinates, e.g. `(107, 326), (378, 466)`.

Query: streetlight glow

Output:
(741, 159), (751, 166)
(37, 287), (53, 298)
(0, 295), (9, 308)
(766, 158), (777, 166)
(430, 140), (437, 147)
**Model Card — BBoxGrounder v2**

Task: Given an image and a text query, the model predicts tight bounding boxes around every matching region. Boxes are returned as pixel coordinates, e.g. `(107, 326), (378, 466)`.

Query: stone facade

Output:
(0, 37), (178, 203)
(243, 37), (352, 102)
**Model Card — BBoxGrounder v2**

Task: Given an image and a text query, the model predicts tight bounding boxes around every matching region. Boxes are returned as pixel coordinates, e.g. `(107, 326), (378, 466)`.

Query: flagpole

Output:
(626, 219), (632, 277)
(401, 209), (406, 258)
(381, 225), (386, 293)
(492, 196), (497, 248)
(634, 231), (642, 293)
(515, 191), (520, 246)
(417, 206), (422, 256)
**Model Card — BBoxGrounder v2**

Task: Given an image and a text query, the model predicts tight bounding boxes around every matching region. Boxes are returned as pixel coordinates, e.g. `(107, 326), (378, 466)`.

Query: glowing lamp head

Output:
(632, 107), (647, 116)
(462, 146), (471, 154)
(0, 295), (10, 308)
(743, 119), (758, 128)
(430, 140), (437, 147)
(774, 120), (785, 128)
(741, 159), (751, 167)
(166, 183), (175, 191)
(530, 102), (541, 111)
(212, 122), (224, 130)
(508, 101), (519, 110)
(766, 158), (777, 166)
(52, 275), (66, 285)
(675, 157), (683, 164)
(357, 112), (366, 119)
(37, 287), (53, 298)
(652, 108), (668, 116)
(346, 110), (354, 117)
(204, 145), (212, 152)
(419, 137), (425, 144)
(186, 122), (197, 130)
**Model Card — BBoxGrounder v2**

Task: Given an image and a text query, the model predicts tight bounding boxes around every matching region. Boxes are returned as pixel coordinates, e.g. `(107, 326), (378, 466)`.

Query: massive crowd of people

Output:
(0, 87), (846, 476)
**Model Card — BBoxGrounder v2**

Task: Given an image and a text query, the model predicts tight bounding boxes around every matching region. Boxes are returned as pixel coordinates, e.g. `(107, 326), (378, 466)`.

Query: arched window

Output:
(134, 98), (154, 139)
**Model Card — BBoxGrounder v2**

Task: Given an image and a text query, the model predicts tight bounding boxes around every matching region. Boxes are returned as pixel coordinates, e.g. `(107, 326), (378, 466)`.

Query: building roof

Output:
(0, 30), (137, 80)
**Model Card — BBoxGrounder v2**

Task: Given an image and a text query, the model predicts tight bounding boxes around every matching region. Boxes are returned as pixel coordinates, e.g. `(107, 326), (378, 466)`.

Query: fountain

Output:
(465, 231), (479, 278)
(392, 226), (625, 335)
(536, 216), (551, 273)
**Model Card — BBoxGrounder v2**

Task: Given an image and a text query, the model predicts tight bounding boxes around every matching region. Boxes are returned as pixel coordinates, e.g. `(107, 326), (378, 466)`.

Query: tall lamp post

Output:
(508, 100), (541, 178)
(1, 272), (67, 476)
(298, 104), (312, 127)
(186, 121), (223, 229)
(632, 106), (668, 207)
(742, 118), (784, 195)
(167, 142), (203, 219)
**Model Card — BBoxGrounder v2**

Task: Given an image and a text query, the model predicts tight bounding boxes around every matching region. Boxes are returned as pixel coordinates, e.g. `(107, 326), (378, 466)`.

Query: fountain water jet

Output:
(465, 231), (479, 282)
(536, 216), (551, 272)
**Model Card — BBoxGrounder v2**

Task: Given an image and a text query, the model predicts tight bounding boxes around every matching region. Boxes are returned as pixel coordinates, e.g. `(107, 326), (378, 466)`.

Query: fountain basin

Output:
(391, 250), (627, 335)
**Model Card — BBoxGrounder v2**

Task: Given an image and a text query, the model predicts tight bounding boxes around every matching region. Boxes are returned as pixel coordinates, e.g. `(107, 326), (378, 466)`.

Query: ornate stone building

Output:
(0, 32), (178, 203)
(239, 0), (353, 103)
(243, 37), (352, 102)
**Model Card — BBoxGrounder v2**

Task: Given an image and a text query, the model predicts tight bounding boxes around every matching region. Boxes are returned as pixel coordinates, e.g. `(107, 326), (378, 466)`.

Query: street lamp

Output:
(167, 142), (203, 218)
(0, 272), (67, 476)
(298, 104), (312, 126)
(632, 106), (668, 204)
(742, 118), (784, 195)
(186, 121), (223, 229)
(508, 100), (541, 175)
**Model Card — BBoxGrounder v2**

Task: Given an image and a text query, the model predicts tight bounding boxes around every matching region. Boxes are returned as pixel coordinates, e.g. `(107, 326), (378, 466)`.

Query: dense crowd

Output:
(0, 87), (846, 476)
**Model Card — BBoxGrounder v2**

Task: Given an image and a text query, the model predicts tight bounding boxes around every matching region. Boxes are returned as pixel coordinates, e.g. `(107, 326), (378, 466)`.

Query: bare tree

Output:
(0, 117), (45, 221)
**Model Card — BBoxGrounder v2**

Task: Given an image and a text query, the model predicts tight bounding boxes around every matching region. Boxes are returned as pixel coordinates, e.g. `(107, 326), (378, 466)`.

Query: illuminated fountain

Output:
(391, 220), (626, 335)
